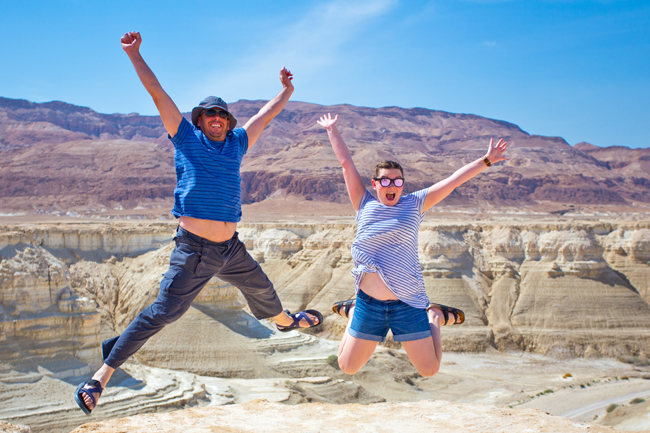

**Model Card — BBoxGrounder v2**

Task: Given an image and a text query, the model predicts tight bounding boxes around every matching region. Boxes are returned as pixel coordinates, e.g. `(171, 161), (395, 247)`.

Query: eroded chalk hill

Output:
(2, 220), (649, 370)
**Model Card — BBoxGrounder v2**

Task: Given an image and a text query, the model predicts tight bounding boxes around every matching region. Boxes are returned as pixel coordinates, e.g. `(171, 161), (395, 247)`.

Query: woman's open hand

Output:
(317, 113), (338, 131)
(486, 138), (508, 164)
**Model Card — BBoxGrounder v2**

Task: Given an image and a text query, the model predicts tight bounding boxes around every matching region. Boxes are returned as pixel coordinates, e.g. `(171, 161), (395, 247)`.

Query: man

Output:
(74, 31), (322, 415)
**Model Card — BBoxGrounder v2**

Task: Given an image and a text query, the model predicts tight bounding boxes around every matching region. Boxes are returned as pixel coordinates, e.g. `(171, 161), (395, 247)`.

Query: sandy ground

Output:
(2, 329), (650, 432)
(70, 399), (627, 433)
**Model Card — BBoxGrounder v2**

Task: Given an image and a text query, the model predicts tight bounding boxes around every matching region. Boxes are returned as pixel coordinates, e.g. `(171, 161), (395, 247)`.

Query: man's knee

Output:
(148, 300), (190, 326)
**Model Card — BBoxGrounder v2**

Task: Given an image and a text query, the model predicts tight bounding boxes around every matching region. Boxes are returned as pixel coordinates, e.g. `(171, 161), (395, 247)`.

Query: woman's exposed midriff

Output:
(359, 271), (399, 301)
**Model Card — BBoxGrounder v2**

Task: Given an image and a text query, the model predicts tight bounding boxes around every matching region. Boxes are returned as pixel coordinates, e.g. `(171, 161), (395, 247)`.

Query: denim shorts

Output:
(348, 290), (432, 342)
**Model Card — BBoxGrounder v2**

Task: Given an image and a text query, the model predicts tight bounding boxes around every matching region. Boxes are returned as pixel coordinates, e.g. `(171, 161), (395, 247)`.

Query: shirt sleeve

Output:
(411, 188), (430, 215)
(169, 117), (193, 148)
(232, 128), (249, 157)
(355, 190), (375, 221)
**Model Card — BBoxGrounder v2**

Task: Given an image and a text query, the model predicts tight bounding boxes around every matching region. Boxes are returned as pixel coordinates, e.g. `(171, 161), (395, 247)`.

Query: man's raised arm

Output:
(121, 32), (183, 138)
(243, 67), (294, 148)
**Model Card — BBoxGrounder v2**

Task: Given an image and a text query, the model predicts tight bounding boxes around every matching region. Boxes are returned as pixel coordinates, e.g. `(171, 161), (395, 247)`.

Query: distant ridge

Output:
(1, 96), (649, 217)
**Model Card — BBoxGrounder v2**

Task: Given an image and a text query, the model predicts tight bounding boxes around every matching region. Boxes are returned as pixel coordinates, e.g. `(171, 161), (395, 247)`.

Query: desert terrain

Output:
(1, 97), (650, 432)
(0, 218), (649, 432)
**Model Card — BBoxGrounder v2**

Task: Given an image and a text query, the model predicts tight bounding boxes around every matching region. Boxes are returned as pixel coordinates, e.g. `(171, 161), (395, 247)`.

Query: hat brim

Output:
(191, 106), (237, 130)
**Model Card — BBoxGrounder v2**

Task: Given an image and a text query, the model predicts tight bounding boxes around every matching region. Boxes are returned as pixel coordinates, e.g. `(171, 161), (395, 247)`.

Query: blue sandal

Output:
(276, 309), (323, 332)
(74, 379), (104, 415)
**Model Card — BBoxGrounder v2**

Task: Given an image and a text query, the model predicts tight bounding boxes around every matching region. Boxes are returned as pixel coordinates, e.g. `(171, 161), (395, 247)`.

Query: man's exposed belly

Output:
(179, 216), (237, 243)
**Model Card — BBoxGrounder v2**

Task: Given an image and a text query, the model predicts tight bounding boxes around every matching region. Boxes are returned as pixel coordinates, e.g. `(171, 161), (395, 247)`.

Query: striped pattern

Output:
(351, 189), (429, 309)
(170, 117), (248, 223)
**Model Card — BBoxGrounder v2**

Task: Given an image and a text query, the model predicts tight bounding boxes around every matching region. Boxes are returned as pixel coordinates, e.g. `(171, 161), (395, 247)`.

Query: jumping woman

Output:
(317, 113), (507, 376)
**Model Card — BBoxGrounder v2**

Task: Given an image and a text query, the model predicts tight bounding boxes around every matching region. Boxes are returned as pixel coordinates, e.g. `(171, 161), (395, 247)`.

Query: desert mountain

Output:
(1, 97), (649, 216)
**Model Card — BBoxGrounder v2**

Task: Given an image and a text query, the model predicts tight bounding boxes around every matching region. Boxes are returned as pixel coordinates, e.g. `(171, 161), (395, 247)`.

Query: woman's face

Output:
(371, 168), (404, 206)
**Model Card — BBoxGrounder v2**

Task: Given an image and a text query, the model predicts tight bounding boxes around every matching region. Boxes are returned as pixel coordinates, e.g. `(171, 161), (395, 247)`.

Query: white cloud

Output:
(185, 0), (398, 106)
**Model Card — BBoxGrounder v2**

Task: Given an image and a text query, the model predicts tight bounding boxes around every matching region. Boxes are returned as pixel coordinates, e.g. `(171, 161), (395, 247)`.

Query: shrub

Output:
(563, 373), (572, 378)
(630, 398), (646, 404)
(326, 354), (339, 369)
(606, 404), (618, 413)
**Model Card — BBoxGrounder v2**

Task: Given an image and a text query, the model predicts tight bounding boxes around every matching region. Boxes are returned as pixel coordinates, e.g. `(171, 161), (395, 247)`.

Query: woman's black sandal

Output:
(427, 303), (465, 325)
(332, 299), (355, 318)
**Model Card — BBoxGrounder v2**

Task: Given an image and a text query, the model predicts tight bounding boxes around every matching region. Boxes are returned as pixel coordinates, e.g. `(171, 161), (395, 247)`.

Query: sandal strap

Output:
(291, 311), (314, 327)
(428, 303), (464, 325)
(78, 379), (104, 408)
(86, 379), (104, 394)
(332, 299), (355, 317)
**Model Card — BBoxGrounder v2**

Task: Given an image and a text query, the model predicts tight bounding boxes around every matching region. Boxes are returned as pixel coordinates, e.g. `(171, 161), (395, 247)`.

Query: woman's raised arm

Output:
(422, 138), (507, 212)
(317, 114), (366, 211)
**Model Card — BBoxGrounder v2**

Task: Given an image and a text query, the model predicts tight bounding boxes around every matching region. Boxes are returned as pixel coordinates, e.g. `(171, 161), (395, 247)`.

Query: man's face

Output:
(198, 109), (230, 141)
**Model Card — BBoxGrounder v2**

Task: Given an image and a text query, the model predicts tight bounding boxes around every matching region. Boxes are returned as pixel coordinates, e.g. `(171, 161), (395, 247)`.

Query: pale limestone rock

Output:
(601, 227), (650, 306)
(0, 420), (30, 433)
(245, 228), (303, 260)
(0, 246), (100, 363)
(69, 399), (624, 433)
(0, 247), (69, 313)
(3, 220), (650, 368)
(0, 223), (174, 256)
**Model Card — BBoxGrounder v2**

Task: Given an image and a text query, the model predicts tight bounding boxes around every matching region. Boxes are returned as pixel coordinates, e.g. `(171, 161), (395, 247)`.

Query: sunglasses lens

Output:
(380, 179), (391, 187)
(394, 178), (404, 187)
(203, 109), (229, 119)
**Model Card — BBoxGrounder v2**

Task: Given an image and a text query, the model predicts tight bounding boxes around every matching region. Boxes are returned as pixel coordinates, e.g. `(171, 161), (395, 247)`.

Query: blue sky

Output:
(1, 0), (648, 148)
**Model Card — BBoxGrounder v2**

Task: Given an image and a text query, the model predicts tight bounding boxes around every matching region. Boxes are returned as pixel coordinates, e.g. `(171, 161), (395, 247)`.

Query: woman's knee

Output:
(416, 362), (440, 378)
(337, 356), (363, 375)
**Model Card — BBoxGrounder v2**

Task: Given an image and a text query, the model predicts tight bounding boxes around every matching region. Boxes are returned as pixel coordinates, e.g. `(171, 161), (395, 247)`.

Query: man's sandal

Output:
(276, 309), (323, 332)
(331, 299), (355, 318)
(427, 303), (465, 325)
(74, 379), (104, 415)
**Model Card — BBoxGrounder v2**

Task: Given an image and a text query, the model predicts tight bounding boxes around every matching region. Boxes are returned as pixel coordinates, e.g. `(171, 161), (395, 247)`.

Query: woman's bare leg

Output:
(337, 305), (379, 374)
(402, 307), (445, 377)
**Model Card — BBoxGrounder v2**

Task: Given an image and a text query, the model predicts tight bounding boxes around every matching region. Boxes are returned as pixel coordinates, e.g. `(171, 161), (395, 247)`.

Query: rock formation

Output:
(1, 221), (650, 432)
(2, 220), (649, 371)
(0, 245), (100, 365)
(69, 399), (626, 433)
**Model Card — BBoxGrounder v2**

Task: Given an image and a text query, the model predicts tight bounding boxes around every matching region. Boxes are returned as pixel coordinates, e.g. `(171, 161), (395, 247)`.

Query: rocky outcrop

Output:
(0, 246), (100, 364)
(69, 399), (626, 433)
(2, 220), (650, 375)
(0, 420), (30, 433)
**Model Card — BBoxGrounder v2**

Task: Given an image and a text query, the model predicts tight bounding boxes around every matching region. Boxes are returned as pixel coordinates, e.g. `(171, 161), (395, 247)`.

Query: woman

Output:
(317, 113), (507, 376)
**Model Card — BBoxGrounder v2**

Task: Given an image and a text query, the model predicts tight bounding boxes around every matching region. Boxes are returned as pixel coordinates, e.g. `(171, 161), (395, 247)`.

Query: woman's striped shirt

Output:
(351, 188), (429, 309)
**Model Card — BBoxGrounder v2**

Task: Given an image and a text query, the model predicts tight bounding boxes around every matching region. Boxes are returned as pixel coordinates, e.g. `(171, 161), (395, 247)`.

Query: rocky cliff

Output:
(2, 221), (650, 432)
(2, 220), (649, 370)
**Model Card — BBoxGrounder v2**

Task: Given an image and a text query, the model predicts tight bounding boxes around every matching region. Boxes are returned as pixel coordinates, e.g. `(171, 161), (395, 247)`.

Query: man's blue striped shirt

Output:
(170, 117), (248, 222)
(351, 188), (430, 309)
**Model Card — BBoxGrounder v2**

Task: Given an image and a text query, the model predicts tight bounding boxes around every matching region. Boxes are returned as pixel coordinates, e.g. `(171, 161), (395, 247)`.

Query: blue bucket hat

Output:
(191, 96), (237, 130)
